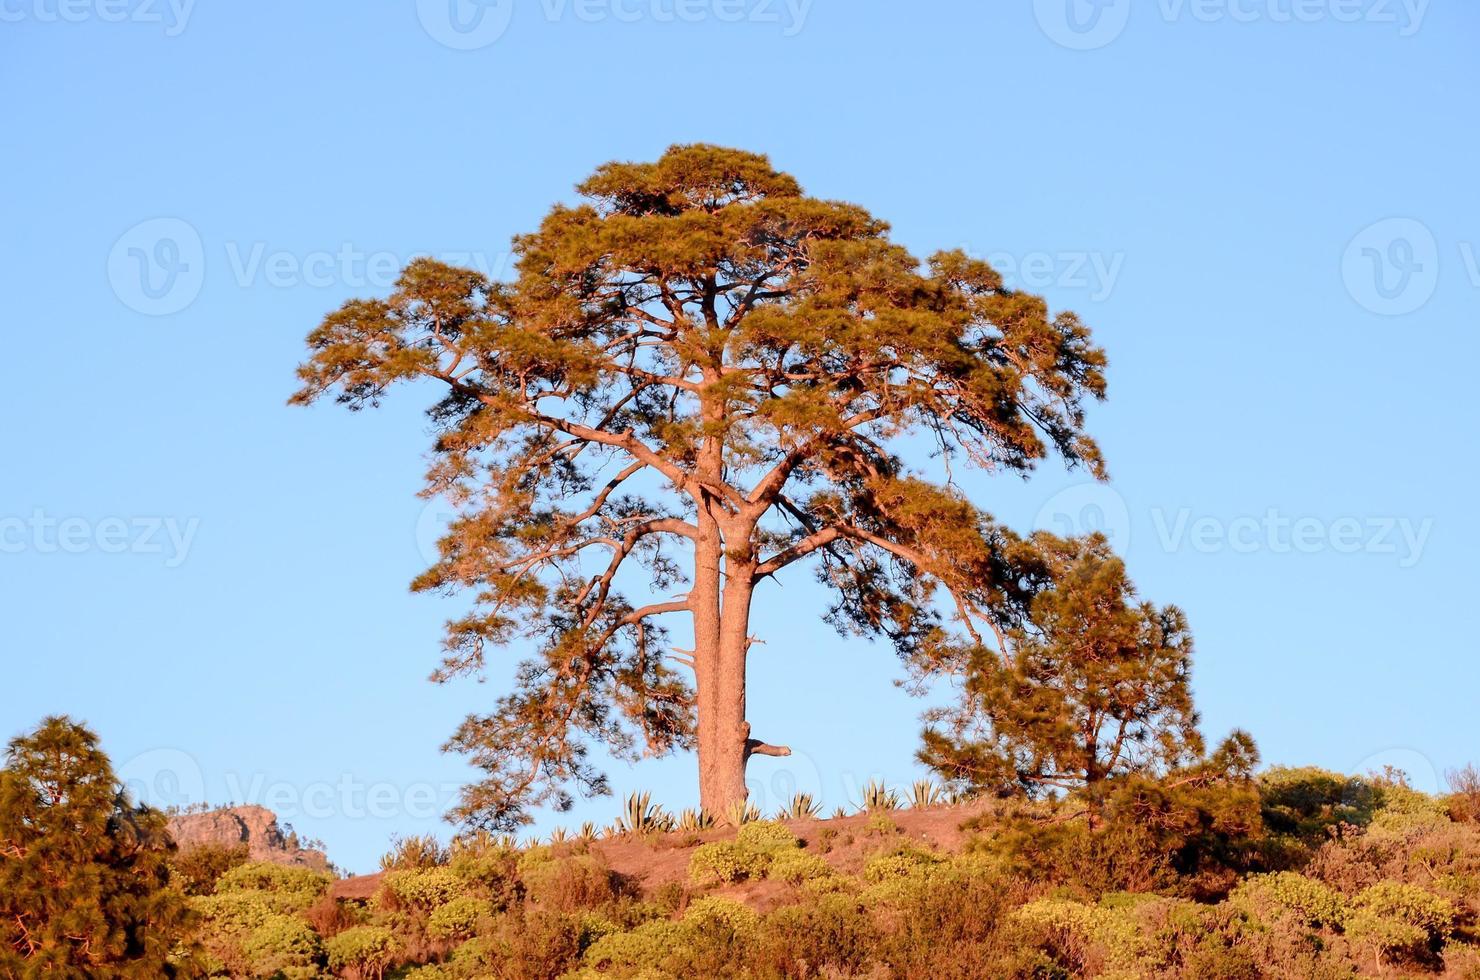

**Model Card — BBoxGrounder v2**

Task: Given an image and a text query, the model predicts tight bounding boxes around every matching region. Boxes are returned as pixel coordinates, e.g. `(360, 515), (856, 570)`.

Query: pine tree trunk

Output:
(691, 505), (757, 817)
(700, 573), (755, 816)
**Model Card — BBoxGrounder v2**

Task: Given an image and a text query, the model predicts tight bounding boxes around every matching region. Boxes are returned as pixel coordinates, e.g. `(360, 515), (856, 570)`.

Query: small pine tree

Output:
(0, 716), (199, 977)
(921, 534), (1203, 800)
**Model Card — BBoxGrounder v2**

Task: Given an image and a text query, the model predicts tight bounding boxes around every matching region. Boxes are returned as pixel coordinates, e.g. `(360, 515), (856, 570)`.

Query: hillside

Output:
(182, 768), (1480, 979)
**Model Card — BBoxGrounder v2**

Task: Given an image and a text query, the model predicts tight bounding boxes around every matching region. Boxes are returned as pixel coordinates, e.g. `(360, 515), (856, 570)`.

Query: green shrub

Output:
(863, 849), (941, 884)
(426, 895), (484, 941)
(324, 925), (398, 979)
(1015, 899), (1146, 974)
(398, 967), (453, 980)
(1367, 785), (1451, 837)
(767, 849), (833, 885)
(216, 862), (332, 911)
(735, 820), (800, 855)
(689, 841), (768, 885)
(1344, 910), (1429, 966)
(447, 838), (520, 908)
(684, 896), (760, 933)
(1349, 881), (1456, 944)
(191, 891), (277, 934)
(378, 867), (463, 911)
(240, 914), (323, 978)
(581, 918), (689, 973)
(1229, 872), (1345, 929)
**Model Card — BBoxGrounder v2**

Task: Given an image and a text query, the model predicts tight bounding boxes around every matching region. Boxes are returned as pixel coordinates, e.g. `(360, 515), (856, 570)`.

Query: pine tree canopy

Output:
(0, 716), (197, 978)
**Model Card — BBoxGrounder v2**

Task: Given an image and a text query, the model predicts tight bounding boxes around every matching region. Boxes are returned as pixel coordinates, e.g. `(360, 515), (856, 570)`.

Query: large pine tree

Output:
(294, 144), (1107, 827)
(0, 716), (198, 978)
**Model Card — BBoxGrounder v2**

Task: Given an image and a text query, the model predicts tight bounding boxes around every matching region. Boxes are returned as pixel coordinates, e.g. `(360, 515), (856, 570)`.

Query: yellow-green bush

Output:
(688, 841), (769, 885)
(1229, 872), (1345, 929)
(734, 820), (799, 854)
(215, 862), (332, 912)
(426, 894), (485, 941)
(1348, 881), (1456, 944)
(862, 848), (942, 884)
(378, 867), (463, 910)
(766, 848), (833, 885)
(1015, 898), (1147, 974)
(239, 913), (324, 979)
(191, 891), (277, 934)
(323, 925), (398, 979)
(683, 896), (759, 933)
(1368, 785), (1452, 837)
(580, 918), (689, 974)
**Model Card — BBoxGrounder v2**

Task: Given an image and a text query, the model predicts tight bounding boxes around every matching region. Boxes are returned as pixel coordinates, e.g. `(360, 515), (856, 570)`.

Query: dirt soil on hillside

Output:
(330, 801), (991, 906)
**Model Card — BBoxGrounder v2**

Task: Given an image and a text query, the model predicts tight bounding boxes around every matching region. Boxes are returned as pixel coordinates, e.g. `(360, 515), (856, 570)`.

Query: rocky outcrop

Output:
(167, 805), (329, 871)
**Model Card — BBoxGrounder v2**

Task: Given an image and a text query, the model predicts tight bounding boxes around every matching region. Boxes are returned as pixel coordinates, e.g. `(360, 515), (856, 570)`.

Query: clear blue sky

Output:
(2, 1), (1476, 872)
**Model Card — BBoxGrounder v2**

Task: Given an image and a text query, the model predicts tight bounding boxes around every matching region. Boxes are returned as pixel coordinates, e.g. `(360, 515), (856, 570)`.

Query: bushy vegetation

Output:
(5, 716), (1480, 978)
(161, 765), (1480, 978)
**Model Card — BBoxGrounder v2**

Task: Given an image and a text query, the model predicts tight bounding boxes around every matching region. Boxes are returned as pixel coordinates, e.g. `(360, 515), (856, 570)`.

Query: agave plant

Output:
(378, 833), (447, 871)
(723, 799), (762, 827)
(859, 779), (901, 812)
(909, 779), (943, 809)
(830, 806), (848, 820)
(678, 807), (715, 832)
(776, 793), (821, 820)
(614, 790), (672, 836)
(576, 822), (599, 843)
(548, 827), (571, 845)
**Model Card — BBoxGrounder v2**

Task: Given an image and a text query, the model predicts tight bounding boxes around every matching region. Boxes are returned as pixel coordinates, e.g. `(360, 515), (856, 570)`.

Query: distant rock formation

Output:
(167, 805), (329, 871)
